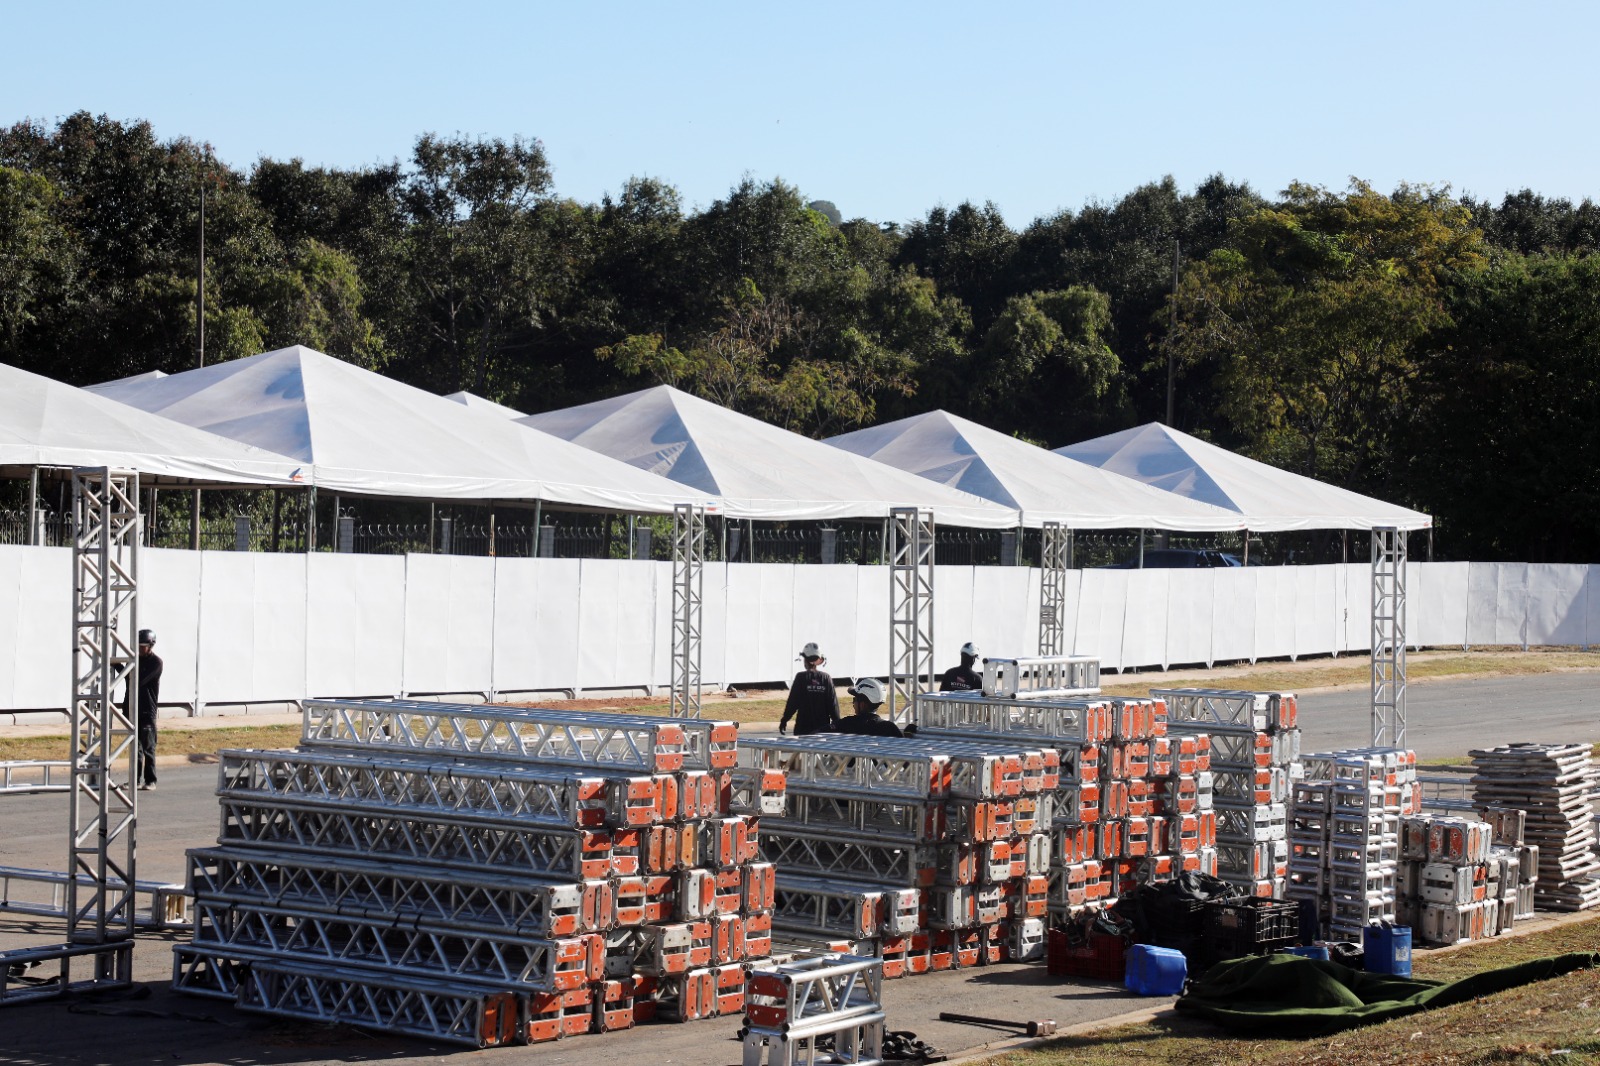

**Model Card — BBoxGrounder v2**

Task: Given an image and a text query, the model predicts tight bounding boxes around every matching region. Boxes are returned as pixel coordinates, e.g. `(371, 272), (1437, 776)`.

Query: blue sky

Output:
(4, 2), (1595, 226)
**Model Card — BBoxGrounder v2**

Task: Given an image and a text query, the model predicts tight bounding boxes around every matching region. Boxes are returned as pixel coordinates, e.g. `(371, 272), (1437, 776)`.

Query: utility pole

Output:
(190, 185), (206, 551)
(1166, 240), (1180, 426)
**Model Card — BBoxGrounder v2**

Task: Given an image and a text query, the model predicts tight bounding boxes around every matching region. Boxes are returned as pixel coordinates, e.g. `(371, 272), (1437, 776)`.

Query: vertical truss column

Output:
(670, 504), (706, 719)
(887, 507), (935, 726)
(1371, 525), (1407, 748)
(1038, 521), (1068, 656)
(68, 468), (140, 947)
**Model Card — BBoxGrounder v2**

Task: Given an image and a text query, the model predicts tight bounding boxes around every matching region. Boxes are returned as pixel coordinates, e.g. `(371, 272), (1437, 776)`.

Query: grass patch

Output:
(0, 724), (305, 762)
(987, 917), (1600, 1066)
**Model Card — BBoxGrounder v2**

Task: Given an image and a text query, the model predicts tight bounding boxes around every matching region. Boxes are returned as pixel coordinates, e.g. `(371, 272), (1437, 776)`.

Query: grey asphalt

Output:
(0, 671), (1595, 1065)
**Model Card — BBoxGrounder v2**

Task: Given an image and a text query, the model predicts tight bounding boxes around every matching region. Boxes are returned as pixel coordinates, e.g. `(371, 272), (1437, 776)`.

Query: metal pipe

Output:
(1242, 529), (1250, 566)
(306, 486), (317, 552)
(26, 466), (38, 546)
(190, 489), (201, 550)
(1137, 529), (1145, 568)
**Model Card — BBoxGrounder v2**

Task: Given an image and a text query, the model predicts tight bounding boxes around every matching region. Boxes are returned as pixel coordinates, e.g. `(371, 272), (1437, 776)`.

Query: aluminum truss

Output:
(1152, 688), (1274, 731)
(886, 507), (934, 725)
(1037, 522), (1069, 656)
(740, 736), (1046, 800)
(0, 760), (71, 795)
(1371, 526), (1407, 748)
(671, 504), (706, 719)
(913, 692), (1101, 746)
(0, 865), (187, 931)
(771, 874), (890, 940)
(757, 829), (933, 884)
(980, 656), (1100, 698)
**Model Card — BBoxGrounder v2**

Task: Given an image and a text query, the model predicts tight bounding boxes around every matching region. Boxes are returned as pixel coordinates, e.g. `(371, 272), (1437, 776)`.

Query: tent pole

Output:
(1428, 527), (1434, 562)
(1067, 528), (1074, 570)
(489, 507), (497, 558)
(26, 466), (39, 546)
(1138, 529), (1145, 568)
(190, 488), (202, 550)
(148, 487), (158, 546)
(1242, 529), (1250, 566)
(306, 486), (317, 552)
(272, 490), (282, 552)
(628, 514), (636, 559)
(533, 500), (541, 556)
(1342, 529), (1348, 564)
(429, 503), (436, 554)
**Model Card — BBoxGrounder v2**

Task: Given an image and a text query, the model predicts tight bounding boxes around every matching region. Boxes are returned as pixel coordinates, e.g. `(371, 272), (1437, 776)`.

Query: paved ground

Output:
(0, 672), (1596, 1065)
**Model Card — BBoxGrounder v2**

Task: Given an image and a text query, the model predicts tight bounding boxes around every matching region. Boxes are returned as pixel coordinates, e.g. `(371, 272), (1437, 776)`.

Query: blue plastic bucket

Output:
(1281, 944), (1331, 961)
(1363, 924), (1412, 976)
(1124, 944), (1187, 996)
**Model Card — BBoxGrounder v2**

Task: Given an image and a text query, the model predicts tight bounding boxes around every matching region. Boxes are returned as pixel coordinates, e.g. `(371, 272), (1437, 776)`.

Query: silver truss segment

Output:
(915, 692), (1100, 746)
(192, 899), (598, 992)
(745, 951), (883, 1035)
(741, 736), (1043, 800)
(0, 864), (186, 931)
(216, 748), (652, 829)
(186, 846), (608, 938)
(771, 875), (884, 940)
(758, 828), (933, 884)
(745, 1013), (886, 1066)
(171, 944), (241, 1001)
(1037, 522), (1069, 656)
(217, 796), (621, 881)
(1371, 526), (1407, 748)
(0, 941), (134, 1006)
(1413, 774), (1475, 814)
(235, 959), (523, 1049)
(671, 504), (707, 719)
(1152, 688), (1272, 731)
(0, 760), (71, 795)
(886, 507), (935, 725)
(301, 698), (720, 774)
(772, 792), (946, 843)
(981, 656), (1100, 699)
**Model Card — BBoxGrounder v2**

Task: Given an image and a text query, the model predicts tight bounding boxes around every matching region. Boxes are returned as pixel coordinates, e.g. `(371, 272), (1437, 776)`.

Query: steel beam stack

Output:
(1286, 746), (1418, 938)
(173, 698), (783, 1047)
(1470, 744), (1600, 912)
(743, 733), (1054, 975)
(1393, 810), (1529, 944)
(1156, 689), (1302, 899)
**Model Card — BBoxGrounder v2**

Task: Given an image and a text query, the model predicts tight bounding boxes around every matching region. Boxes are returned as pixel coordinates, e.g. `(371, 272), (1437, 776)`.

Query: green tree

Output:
(0, 167), (76, 362)
(977, 286), (1124, 440)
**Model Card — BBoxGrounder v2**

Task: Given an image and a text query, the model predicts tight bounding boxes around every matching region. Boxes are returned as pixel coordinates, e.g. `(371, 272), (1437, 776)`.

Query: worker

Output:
(938, 641), (983, 692)
(779, 642), (840, 735)
(835, 677), (903, 737)
(131, 628), (163, 790)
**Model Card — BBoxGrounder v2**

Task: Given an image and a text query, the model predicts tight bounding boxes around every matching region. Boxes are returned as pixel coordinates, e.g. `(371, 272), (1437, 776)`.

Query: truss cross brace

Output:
(887, 507), (935, 725)
(1370, 526), (1407, 748)
(671, 504), (706, 719)
(1038, 522), (1069, 656)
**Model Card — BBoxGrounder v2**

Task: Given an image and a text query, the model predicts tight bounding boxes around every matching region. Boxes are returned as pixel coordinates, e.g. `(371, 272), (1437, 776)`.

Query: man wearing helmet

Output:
(779, 642), (840, 735)
(939, 642), (983, 692)
(130, 629), (164, 790)
(835, 677), (903, 737)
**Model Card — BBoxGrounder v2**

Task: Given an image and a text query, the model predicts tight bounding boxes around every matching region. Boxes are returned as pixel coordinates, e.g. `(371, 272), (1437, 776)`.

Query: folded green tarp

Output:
(1175, 951), (1600, 1037)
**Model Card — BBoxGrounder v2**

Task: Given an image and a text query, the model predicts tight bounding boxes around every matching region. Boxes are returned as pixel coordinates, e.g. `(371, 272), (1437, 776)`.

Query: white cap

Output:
(960, 642), (980, 658)
(849, 677), (886, 705)
(800, 642), (822, 660)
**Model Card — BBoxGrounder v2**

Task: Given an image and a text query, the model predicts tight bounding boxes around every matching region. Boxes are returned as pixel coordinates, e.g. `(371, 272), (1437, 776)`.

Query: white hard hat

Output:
(961, 642), (980, 658)
(849, 677), (886, 705)
(800, 642), (822, 660)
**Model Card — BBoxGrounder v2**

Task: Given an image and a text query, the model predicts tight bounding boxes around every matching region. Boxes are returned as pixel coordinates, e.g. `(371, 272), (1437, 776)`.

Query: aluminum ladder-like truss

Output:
(1371, 526), (1407, 748)
(671, 504), (706, 719)
(887, 507), (934, 725)
(0, 468), (140, 1005)
(1038, 521), (1069, 656)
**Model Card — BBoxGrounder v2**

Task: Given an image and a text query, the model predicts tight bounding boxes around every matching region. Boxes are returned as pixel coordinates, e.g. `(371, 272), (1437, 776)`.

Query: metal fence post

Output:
(820, 527), (837, 565)
(632, 526), (652, 560)
(538, 524), (555, 558)
(233, 515), (251, 552)
(336, 516), (354, 554)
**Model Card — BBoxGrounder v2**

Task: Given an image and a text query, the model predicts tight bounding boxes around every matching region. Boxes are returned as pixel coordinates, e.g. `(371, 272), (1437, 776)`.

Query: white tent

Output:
(1, 361), (302, 485)
(86, 346), (710, 513)
(441, 391), (525, 418)
(827, 410), (1244, 531)
(1056, 422), (1432, 532)
(523, 385), (1018, 527)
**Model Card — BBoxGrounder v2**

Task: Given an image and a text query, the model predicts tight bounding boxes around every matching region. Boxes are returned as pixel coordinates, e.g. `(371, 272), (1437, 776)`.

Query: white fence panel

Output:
(1467, 562), (1529, 647)
(1165, 570), (1215, 667)
(1525, 564), (1590, 646)
(490, 557), (542, 693)
(1074, 569), (1126, 668)
(1293, 566), (1336, 661)
(575, 560), (658, 691)
(512, 558), (582, 693)
(1121, 570), (1170, 669)
(701, 562), (732, 688)
(1211, 567), (1257, 663)
(798, 566), (865, 681)
(853, 567), (892, 677)
(142, 548), (203, 705)
(0, 545), (70, 711)
(1413, 561), (1468, 649)
(305, 553), (405, 698)
(931, 566), (976, 672)
(1253, 568), (1297, 660)
(401, 555), (495, 695)
(196, 552), (307, 707)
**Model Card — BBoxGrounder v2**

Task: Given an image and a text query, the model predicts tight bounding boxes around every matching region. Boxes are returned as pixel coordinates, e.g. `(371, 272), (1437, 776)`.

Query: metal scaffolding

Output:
(671, 504), (706, 719)
(1038, 522), (1069, 656)
(1370, 526), (1408, 747)
(886, 507), (935, 725)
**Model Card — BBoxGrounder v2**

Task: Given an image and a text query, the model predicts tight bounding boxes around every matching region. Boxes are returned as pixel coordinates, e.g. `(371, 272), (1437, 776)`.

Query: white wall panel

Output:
(1121, 570), (1170, 669)
(1524, 564), (1589, 646)
(305, 553), (405, 697)
(402, 555), (494, 695)
(1414, 562), (1468, 648)
(853, 567), (892, 677)
(142, 548), (203, 705)
(491, 558), (541, 692)
(1293, 566), (1336, 661)
(1074, 569), (1125, 667)
(196, 552), (307, 706)
(1252, 569), (1296, 660)
(797, 566), (864, 680)
(1165, 570), (1215, 667)
(0, 545), (71, 710)
(1586, 567), (1600, 649)
(1211, 568), (1257, 663)
(647, 561), (673, 690)
(931, 566), (976, 671)
(721, 564), (797, 685)
(1466, 562), (1529, 647)
(701, 563), (731, 687)
(575, 560), (658, 691)
(528, 560), (583, 692)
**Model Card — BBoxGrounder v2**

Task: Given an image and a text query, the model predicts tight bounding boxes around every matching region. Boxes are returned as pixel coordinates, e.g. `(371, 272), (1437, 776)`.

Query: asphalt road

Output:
(0, 671), (1595, 1065)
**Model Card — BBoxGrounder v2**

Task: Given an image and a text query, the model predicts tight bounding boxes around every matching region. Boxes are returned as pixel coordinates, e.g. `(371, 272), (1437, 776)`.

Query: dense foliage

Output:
(2, 113), (1596, 561)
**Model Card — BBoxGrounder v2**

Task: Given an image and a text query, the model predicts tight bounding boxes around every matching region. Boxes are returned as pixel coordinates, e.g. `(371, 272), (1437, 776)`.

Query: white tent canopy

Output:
(441, 391), (525, 418)
(523, 385), (1018, 527)
(1, 361), (302, 486)
(1057, 422), (1432, 532)
(87, 346), (710, 513)
(827, 410), (1244, 531)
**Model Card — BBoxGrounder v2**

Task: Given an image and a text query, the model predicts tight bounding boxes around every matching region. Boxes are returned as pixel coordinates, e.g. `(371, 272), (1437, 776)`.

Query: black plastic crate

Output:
(1202, 898), (1300, 944)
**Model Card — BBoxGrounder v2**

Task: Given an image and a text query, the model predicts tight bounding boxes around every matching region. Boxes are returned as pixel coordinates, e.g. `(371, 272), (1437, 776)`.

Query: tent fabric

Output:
(441, 391), (525, 418)
(1057, 422), (1433, 532)
(827, 410), (1244, 531)
(86, 346), (709, 513)
(523, 386), (1018, 528)
(1176, 951), (1600, 1037)
(1, 361), (303, 486)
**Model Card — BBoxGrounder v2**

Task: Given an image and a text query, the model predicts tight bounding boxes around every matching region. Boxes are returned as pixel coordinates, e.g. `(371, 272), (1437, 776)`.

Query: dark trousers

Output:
(137, 708), (158, 786)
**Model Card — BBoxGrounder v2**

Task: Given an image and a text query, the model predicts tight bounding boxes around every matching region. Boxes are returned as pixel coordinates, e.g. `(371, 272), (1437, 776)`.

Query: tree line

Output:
(1, 112), (1596, 562)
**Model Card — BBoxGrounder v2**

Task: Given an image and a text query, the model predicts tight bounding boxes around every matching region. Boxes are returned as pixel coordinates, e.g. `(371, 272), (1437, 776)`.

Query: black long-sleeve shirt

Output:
(780, 668), (839, 735)
(939, 664), (982, 692)
(130, 651), (162, 719)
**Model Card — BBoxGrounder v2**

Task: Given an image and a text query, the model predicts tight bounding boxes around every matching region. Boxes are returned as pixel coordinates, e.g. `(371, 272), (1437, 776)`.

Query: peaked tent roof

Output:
(442, 391), (525, 418)
(86, 346), (710, 513)
(827, 410), (1244, 531)
(1, 362), (302, 486)
(522, 385), (1017, 527)
(1056, 422), (1432, 532)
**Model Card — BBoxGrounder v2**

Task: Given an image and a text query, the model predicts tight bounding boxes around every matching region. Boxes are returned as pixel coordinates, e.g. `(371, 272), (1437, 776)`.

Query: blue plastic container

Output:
(1124, 944), (1188, 996)
(1363, 924), (1412, 976)
(1281, 944), (1331, 961)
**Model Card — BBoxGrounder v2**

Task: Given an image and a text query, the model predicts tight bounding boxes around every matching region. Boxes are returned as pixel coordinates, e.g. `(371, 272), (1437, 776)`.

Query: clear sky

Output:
(4, 1), (1596, 226)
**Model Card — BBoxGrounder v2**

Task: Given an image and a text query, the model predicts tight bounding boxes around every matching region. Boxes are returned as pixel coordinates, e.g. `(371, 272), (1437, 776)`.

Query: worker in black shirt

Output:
(938, 641), (983, 692)
(835, 677), (903, 737)
(129, 628), (163, 790)
(779, 642), (840, 735)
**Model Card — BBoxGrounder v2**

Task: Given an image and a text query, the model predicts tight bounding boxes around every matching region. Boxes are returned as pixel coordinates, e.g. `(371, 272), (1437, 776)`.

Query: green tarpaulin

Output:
(1175, 951), (1600, 1037)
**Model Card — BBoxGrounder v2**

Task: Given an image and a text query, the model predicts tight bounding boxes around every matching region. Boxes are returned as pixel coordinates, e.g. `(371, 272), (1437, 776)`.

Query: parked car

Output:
(1101, 548), (1245, 569)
